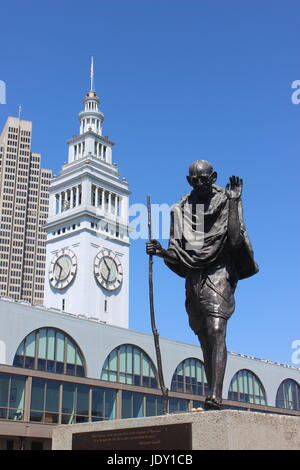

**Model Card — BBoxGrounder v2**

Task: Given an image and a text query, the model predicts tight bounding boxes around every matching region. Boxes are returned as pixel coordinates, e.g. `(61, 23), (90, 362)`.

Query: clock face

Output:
(94, 249), (123, 291)
(49, 249), (77, 290)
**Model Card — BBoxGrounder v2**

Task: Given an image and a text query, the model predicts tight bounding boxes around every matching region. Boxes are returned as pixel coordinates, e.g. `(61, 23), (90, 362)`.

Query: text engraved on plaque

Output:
(72, 423), (192, 450)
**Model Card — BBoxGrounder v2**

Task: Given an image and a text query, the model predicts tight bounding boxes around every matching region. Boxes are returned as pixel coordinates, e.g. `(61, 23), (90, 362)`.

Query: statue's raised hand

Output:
(225, 175), (243, 200)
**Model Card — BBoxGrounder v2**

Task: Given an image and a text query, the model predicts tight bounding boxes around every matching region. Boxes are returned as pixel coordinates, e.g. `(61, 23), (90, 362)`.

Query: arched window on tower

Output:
(101, 344), (158, 388)
(228, 369), (266, 405)
(13, 328), (86, 377)
(276, 379), (300, 410)
(171, 358), (209, 396)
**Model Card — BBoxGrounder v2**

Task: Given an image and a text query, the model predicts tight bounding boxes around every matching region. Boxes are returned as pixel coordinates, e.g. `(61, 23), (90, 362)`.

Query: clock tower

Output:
(43, 66), (130, 328)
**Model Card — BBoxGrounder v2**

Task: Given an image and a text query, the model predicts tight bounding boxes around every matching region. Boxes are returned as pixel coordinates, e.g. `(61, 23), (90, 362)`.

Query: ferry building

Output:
(0, 81), (299, 450)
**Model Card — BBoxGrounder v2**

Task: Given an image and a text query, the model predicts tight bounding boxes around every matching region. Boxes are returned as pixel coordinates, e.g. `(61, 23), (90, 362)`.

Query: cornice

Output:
(67, 131), (114, 146)
(44, 205), (130, 230)
(50, 157), (130, 194)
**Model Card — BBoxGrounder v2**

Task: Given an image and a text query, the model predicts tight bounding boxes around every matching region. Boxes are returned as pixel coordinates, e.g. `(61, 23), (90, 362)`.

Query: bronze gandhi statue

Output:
(146, 160), (259, 410)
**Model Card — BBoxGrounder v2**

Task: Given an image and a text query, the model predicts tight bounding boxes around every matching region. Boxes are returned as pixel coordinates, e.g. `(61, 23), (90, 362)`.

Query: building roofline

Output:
(0, 297), (299, 372)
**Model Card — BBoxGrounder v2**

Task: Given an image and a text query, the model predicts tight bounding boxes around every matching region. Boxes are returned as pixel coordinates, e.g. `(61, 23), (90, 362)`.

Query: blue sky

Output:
(1, 0), (300, 366)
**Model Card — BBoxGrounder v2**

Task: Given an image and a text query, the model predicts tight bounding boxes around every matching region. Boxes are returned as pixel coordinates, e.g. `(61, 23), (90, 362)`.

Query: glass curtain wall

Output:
(101, 345), (158, 388)
(30, 378), (116, 424)
(276, 379), (300, 410)
(228, 369), (266, 405)
(171, 358), (208, 396)
(0, 374), (25, 420)
(30, 378), (60, 423)
(13, 328), (85, 377)
(121, 391), (164, 419)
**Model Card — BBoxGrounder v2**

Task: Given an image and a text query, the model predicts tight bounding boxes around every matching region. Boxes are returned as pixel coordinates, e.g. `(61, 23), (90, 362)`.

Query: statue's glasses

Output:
(188, 173), (214, 185)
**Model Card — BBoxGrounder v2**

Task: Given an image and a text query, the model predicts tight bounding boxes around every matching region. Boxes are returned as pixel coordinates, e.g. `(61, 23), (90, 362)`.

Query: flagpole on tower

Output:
(90, 56), (94, 91)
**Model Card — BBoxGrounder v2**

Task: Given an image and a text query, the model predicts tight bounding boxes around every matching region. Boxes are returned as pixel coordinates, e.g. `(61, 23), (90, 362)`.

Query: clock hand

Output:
(56, 262), (63, 279)
(103, 258), (112, 281)
(103, 258), (110, 270)
(61, 267), (68, 278)
(106, 267), (111, 282)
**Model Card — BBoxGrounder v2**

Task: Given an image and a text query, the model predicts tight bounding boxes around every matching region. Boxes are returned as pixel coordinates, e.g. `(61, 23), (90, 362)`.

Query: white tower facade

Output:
(43, 79), (130, 328)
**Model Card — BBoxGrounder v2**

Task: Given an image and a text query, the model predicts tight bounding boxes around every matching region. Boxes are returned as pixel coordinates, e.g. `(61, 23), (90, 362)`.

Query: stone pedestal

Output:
(52, 410), (300, 450)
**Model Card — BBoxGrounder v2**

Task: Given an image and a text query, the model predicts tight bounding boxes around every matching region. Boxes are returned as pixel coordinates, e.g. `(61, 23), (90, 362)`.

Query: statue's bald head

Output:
(188, 160), (214, 176)
(186, 160), (217, 200)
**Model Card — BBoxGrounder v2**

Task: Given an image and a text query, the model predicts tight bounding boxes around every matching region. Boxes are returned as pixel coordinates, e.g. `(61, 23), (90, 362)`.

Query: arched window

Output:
(13, 328), (85, 377)
(171, 358), (208, 396)
(101, 344), (158, 388)
(276, 379), (300, 410)
(228, 369), (266, 405)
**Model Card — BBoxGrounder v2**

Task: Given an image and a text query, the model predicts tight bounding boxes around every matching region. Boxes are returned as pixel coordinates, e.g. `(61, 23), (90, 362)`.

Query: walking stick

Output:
(147, 195), (169, 414)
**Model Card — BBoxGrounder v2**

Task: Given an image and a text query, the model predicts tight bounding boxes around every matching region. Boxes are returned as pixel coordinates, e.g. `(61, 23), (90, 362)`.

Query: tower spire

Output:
(77, 59), (103, 137)
(90, 56), (94, 91)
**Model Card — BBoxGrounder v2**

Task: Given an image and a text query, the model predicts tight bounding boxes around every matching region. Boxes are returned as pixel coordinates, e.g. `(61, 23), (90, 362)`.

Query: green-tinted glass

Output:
(133, 393), (144, 418)
(242, 371), (248, 394)
(38, 329), (47, 359)
(56, 331), (65, 362)
(177, 362), (183, 377)
(31, 378), (45, 412)
(196, 362), (202, 381)
(122, 391), (132, 419)
(76, 351), (83, 366)
(101, 370), (108, 381)
(76, 385), (89, 416)
(109, 349), (117, 371)
(248, 374), (254, 396)
(190, 360), (196, 378)
(230, 375), (238, 393)
(0, 374), (9, 407)
(142, 356), (150, 376)
(105, 389), (116, 419)
(15, 341), (24, 356)
(62, 383), (75, 414)
(119, 372), (126, 384)
(119, 346), (126, 373)
(146, 394), (156, 417)
(47, 329), (55, 360)
(126, 346), (133, 373)
(10, 375), (25, 411)
(92, 388), (104, 416)
(45, 381), (60, 413)
(66, 339), (76, 364)
(133, 348), (140, 374)
(108, 371), (117, 382)
(254, 378), (260, 395)
(25, 331), (36, 357)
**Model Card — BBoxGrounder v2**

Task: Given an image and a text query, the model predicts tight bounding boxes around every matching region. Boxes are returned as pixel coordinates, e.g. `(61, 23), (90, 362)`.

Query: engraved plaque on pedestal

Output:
(72, 423), (192, 450)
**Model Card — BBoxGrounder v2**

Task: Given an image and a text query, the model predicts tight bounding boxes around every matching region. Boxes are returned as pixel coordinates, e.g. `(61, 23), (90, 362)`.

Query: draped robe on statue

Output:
(164, 185), (259, 332)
